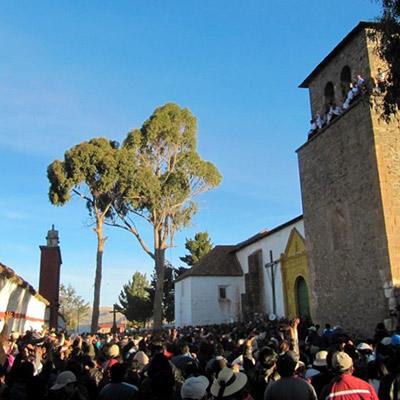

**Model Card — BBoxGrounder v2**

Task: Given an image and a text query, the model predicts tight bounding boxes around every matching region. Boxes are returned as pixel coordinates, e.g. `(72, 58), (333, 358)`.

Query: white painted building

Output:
(175, 245), (243, 327)
(0, 262), (49, 333)
(174, 216), (304, 327)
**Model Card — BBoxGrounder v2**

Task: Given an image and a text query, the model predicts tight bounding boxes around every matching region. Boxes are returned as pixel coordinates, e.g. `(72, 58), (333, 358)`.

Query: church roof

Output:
(175, 245), (243, 282)
(0, 262), (49, 305)
(235, 215), (303, 251)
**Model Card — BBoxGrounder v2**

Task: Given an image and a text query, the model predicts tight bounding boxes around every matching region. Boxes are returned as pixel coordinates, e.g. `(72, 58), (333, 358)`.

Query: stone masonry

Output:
(297, 23), (400, 337)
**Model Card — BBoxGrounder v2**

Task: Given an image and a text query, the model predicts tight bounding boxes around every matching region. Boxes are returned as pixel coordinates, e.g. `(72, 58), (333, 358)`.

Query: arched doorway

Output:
(296, 277), (310, 317)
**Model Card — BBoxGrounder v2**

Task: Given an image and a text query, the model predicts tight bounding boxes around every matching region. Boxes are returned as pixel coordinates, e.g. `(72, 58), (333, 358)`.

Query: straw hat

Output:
(210, 368), (247, 398)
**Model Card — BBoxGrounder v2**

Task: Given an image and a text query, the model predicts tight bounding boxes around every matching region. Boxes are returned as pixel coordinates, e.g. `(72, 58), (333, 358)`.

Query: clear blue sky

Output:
(0, 1), (382, 306)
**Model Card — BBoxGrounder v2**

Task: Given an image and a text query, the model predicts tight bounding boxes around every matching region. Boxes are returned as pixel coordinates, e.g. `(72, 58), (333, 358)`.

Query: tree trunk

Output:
(153, 247), (165, 330)
(91, 221), (106, 333)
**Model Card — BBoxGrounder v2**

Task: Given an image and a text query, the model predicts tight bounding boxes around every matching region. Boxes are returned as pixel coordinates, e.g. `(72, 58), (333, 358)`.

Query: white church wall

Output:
(0, 266), (48, 333)
(235, 219), (304, 318)
(174, 277), (192, 328)
(191, 276), (242, 326)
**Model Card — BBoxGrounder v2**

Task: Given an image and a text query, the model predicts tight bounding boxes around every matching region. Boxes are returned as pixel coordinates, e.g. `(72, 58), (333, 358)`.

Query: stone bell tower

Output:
(296, 22), (400, 336)
(39, 226), (62, 329)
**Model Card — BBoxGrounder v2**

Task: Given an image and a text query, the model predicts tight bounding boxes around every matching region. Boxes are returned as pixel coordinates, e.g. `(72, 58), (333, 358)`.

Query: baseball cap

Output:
(51, 371), (77, 390)
(332, 351), (353, 372)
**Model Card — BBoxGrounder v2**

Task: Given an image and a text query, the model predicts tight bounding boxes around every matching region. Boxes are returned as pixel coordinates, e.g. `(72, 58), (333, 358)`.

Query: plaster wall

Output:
(0, 274), (48, 333)
(191, 276), (242, 326)
(174, 277), (192, 328)
(175, 276), (242, 327)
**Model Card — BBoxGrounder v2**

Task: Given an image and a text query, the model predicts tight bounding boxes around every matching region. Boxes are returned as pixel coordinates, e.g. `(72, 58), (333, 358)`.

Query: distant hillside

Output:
(78, 306), (127, 333)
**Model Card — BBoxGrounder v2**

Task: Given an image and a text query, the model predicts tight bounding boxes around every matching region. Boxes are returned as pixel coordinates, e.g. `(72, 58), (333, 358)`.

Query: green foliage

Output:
(59, 284), (90, 331)
(372, 0), (400, 118)
(118, 272), (152, 325)
(111, 103), (222, 329)
(180, 231), (213, 266)
(47, 138), (121, 216)
(118, 103), (222, 243)
(48, 138), (121, 333)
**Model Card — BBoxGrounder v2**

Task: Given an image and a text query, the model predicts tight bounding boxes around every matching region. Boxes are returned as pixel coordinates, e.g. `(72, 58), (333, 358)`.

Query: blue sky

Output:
(0, 1), (382, 306)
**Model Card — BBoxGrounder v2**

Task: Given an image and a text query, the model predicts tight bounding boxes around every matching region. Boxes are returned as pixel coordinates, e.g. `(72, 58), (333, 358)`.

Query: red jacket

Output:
(320, 373), (378, 400)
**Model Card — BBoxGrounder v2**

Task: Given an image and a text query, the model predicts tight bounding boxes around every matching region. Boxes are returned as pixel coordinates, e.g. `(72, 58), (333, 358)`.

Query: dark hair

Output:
(150, 370), (175, 397)
(180, 343), (190, 354)
(258, 347), (278, 369)
(110, 363), (126, 383)
(147, 353), (172, 379)
(276, 354), (296, 378)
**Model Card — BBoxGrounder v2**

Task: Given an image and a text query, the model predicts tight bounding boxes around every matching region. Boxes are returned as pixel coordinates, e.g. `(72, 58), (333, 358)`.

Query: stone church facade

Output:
(174, 22), (400, 335)
(297, 22), (400, 336)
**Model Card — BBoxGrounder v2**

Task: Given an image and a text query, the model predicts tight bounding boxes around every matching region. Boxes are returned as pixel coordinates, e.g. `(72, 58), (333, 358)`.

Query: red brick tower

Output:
(39, 226), (62, 329)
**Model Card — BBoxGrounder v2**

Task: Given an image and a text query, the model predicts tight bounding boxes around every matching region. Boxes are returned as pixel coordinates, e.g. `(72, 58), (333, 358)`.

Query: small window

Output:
(219, 286), (226, 299)
(181, 281), (184, 297)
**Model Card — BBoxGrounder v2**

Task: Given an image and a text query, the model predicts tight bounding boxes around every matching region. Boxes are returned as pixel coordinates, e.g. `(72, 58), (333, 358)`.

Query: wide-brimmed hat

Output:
(51, 371), (77, 390)
(210, 368), (247, 398)
(181, 375), (209, 399)
(313, 350), (328, 367)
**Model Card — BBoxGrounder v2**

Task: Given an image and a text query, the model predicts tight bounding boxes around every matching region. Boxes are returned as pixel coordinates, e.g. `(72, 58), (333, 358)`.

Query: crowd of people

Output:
(308, 69), (388, 139)
(1, 311), (400, 400)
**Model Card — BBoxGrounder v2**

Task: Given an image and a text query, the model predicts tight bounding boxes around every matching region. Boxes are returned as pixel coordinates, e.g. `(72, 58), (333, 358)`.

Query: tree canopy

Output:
(48, 138), (120, 332)
(118, 272), (152, 326)
(180, 231), (213, 267)
(373, 0), (400, 118)
(111, 103), (222, 329)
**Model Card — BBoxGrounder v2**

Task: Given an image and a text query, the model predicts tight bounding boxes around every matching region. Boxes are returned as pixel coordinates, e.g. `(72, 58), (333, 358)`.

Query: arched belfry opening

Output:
(324, 82), (335, 113)
(296, 276), (310, 317)
(340, 66), (352, 99)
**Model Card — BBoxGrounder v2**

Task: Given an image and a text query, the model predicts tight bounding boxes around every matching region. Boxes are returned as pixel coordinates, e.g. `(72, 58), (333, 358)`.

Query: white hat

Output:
(381, 337), (391, 346)
(313, 350), (328, 367)
(356, 343), (373, 352)
(181, 376), (209, 399)
(269, 313), (277, 322)
(51, 371), (77, 390)
(210, 368), (247, 398)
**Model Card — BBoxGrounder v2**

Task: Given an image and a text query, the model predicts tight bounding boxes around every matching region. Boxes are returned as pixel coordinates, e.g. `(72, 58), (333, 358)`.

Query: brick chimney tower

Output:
(39, 225), (62, 329)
